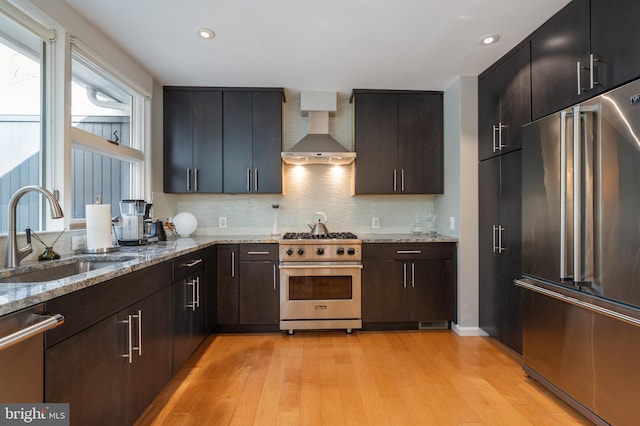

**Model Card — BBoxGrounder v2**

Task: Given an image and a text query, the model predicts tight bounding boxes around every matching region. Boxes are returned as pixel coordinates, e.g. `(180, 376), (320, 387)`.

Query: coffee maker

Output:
(119, 200), (159, 245)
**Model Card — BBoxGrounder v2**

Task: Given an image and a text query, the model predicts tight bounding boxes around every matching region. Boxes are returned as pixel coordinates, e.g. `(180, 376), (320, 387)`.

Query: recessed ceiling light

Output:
(480, 34), (500, 45)
(197, 28), (215, 40)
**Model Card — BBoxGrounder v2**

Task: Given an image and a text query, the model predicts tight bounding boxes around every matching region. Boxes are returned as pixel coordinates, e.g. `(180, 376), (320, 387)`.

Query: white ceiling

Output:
(63, 0), (570, 94)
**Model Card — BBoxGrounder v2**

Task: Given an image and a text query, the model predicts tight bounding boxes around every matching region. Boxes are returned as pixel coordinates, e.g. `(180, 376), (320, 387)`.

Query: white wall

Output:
(439, 76), (484, 335)
(20, 0), (153, 95)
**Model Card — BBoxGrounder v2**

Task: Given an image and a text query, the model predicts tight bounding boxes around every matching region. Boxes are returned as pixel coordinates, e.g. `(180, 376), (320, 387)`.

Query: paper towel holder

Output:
(83, 197), (120, 254)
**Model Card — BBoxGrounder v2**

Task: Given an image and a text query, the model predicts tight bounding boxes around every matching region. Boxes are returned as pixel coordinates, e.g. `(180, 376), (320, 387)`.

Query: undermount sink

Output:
(0, 256), (136, 283)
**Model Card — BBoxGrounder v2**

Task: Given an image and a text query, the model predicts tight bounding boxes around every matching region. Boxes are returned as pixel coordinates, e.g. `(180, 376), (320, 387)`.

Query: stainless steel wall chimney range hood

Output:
(281, 91), (356, 165)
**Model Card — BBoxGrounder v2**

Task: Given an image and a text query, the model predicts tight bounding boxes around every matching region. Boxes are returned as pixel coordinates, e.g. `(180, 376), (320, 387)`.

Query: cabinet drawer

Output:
(45, 262), (171, 348)
(362, 243), (456, 261)
(173, 250), (205, 281)
(239, 244), (278, 261)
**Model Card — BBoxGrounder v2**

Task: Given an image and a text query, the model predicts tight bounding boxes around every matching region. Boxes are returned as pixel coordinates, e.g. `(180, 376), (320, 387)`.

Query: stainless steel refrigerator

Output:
(518, 78), (640, 426)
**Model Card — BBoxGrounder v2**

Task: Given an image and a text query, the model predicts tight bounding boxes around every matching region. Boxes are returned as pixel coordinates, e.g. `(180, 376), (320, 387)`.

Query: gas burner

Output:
(282, 232), (358, 240)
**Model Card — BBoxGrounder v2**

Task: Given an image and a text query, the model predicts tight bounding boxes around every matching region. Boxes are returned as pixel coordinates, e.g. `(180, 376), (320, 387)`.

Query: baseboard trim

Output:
(451, 323), (490, 336)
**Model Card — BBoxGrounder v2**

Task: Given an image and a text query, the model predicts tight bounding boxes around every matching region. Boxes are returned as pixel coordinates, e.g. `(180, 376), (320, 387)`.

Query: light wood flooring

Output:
(135, 331), (591, 426)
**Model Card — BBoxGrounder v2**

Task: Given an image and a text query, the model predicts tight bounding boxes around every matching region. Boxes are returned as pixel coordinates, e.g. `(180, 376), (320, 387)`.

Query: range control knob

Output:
(336, 247), (345, 255)
(347, 247), (356, 255)
(286, 248), (294, 256)
(297, 248), (305, 256)
(316, 247), (325, 255)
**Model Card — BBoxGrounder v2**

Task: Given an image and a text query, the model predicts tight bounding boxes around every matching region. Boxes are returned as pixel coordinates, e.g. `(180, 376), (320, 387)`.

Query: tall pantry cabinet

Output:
(478, 42), (530, 354)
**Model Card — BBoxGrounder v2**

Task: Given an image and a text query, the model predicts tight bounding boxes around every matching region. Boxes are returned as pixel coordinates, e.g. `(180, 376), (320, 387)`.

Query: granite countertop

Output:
(359, 233), (458, 243)
(0, 233), (454, 316)
(0, 235), (279, 316)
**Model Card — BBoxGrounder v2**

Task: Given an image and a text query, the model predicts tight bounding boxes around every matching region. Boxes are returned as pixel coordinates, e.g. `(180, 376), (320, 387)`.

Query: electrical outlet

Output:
(219, 217), (227, 228)
(372, 217), (380, 229)
(449, 216), (455, 230)
(72, 235), (87, 251)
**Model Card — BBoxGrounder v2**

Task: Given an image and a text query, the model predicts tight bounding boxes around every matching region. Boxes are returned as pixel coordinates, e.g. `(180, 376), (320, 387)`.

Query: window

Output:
(0, 12), (45, 233)
(70, 49), (146, 220)
(0, 4), (149, 234)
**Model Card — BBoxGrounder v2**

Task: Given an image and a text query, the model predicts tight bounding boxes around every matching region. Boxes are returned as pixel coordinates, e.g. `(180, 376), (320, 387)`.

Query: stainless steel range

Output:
(279, 232), (362, 334)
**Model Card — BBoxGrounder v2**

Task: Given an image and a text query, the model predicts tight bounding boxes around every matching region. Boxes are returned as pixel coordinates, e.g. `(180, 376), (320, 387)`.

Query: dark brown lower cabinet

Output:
(172, 268), (206, 373)
(217, 243), (279, 330)
(239, 259), (279, 324)
(172, 250), (207, 373)
(45, 286), (172, 425)
(362, 243), (457, 329)
(44, 263), (173, 425)
(478, 150), (523, 354)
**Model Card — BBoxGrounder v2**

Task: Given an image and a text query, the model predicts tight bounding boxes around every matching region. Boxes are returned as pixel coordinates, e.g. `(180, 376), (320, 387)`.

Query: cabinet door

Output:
(239, 261), (279, 324)
(478, 66), (502, 161)
(499, 43), (531, 155)
(591, 0), (640, 92)
(408, 259), (456, 322)
(354, 93), (398, 194)
(362, 260), (407, 323)
(130, 287), (173, 423)
(478, 156), (501, 337)
(217, 244), (239, 324)
(223, 92), (253, 193)
(192, 90), (223, 193)
(163, 89), (193, 193)
(499, 150), (523, 354)
(531, 0), (590, 119)
(45, 315), (129, 426)
(205, 246), (218, 332)
(173, 276), (193, 372)
(252, 91), (282, 193)
(192, 270), (207, 350)
(398, 93), (443, 194)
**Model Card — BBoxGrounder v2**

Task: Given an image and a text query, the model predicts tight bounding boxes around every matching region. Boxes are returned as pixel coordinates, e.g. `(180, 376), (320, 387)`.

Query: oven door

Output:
(279, 262), (362, 321)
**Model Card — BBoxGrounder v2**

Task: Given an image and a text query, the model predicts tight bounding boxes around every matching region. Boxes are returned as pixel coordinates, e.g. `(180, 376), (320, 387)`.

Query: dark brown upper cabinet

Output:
(531, 0), (640, 120)
(223, 90), (283, 194)
(352, 90), (443, 194)
(163, 88), (223, 193)
(478, 43), (531, 161)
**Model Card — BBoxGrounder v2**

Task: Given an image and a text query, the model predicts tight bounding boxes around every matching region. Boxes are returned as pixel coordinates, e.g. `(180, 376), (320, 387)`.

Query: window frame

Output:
(66, 40), (150, 225)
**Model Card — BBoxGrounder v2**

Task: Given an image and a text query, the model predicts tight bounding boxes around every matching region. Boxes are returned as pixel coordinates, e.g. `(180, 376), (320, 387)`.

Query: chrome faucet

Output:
(5, 186), (64, 268)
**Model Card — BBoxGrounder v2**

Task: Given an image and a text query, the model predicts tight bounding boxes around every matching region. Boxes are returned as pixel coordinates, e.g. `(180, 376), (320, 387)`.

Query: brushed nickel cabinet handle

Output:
(180, 259), (203, 268)
(411, 262), (415, 288)
(403, 263), (407, 288)
(273, 264), (277, 290)
(231, 251), (235, 277)
(131, 310), (142, 357)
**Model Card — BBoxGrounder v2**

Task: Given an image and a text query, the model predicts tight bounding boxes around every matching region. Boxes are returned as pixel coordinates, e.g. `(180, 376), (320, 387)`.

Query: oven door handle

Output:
(279, 264), (363, 270)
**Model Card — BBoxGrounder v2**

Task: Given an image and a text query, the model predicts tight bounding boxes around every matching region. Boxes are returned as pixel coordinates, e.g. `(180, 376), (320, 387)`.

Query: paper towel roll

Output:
(86, 204), (113, 249)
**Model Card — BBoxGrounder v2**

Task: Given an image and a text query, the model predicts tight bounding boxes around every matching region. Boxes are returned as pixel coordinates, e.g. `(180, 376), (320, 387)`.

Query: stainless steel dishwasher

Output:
(0, 304), (64, 402)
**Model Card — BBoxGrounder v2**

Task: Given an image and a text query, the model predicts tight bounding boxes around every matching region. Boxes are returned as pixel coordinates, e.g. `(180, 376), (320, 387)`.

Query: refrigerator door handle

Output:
(573, 106), (583, 284)
(560, 110), (572, 280)
(573, 104), (599, 287)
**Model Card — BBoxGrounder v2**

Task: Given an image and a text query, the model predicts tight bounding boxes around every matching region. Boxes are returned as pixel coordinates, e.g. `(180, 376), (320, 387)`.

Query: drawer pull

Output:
(396, 250), (422, 254)
(180, 258), (203, 268)
(247, 251), (270, 255)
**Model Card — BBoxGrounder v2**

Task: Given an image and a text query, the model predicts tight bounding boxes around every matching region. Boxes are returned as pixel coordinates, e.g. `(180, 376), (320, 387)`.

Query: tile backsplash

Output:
(157, 165), (435, 236)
